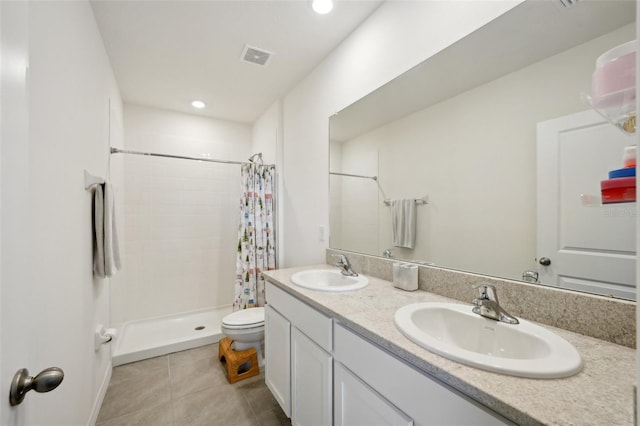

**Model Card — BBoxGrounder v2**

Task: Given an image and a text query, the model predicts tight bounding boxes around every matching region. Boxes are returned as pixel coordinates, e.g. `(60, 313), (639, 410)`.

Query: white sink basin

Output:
(290, 269), (368, 292)
(394, 303), (583, 379)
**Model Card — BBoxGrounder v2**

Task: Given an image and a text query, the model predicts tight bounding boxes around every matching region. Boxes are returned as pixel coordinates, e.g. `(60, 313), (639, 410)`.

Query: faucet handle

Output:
(332, 254), (347, 266)
(472, 283), (498, 302)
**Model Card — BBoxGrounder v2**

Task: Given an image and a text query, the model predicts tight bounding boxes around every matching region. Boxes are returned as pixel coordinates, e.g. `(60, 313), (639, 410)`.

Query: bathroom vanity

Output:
(262, 265), (636, 426)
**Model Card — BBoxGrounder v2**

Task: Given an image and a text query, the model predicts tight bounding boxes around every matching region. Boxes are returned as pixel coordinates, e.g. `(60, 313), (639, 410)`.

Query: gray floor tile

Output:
(96, 403), (172, 426)
(97, 369), (171, 423)
(254, 407), (291, 426)
(110, 355), (169, 387)
(98, 345), (288, 426)
(169, 343), (218, 368)
(172, 386), (259, 426)
(169, 353), (228, 399)
(240, 383), (279, 414)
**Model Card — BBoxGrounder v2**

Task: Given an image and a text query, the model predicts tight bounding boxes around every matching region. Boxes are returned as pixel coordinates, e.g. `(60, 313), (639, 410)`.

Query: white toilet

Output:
(221, 307), (265, 365)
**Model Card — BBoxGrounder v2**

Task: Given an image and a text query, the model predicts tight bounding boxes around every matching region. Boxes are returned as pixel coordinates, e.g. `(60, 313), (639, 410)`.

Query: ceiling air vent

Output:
(241, 45), (274, 66)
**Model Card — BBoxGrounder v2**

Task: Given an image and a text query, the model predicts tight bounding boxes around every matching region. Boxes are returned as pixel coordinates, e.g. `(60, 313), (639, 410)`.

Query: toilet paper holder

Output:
(94, 325), (117, 351)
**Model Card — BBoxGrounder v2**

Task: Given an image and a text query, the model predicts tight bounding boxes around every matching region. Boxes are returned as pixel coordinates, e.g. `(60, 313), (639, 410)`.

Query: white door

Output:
(537, 110), (636, 299)
(291, 327), (332, 426)
(1, 3), (68, 424)
(265, 305), (291, 417)
(2, 1), (38, 424)
(334, 362), (413, 426)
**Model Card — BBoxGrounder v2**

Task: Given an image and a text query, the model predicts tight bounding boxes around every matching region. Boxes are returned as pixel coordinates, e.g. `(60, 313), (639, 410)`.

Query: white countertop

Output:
(263, 265), (636, 426)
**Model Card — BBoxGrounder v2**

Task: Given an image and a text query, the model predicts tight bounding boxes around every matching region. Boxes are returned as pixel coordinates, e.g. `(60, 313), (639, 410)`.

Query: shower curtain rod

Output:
(110, 147), (275, 167)
(329, 171), (377, 181)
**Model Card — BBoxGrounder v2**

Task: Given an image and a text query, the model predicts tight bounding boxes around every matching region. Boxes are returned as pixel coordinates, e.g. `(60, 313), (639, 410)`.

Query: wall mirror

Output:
(329, 0), (637, 300)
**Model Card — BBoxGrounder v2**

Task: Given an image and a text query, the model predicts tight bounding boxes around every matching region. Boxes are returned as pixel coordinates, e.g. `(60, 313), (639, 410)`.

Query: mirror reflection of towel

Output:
(391, 199), (416, 249)
(93, 183), (121, 278)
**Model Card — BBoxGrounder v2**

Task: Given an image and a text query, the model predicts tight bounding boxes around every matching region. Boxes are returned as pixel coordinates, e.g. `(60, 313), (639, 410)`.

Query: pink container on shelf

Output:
(591, 40), (636, 108)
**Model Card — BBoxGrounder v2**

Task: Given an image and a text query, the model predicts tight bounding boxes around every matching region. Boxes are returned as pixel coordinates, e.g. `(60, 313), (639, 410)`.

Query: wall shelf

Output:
(581, 194), (636, 206)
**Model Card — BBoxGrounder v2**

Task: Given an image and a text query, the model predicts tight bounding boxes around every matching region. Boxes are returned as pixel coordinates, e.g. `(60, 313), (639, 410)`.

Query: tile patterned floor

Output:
(96, 344), (290, 426)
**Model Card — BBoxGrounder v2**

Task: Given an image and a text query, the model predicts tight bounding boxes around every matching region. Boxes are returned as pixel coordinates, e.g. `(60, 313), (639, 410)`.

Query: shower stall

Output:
(109, 143), (275, 366)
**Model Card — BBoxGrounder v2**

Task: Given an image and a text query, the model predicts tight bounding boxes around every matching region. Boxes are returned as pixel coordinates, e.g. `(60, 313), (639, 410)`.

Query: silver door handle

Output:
(10, 367), (64, 406)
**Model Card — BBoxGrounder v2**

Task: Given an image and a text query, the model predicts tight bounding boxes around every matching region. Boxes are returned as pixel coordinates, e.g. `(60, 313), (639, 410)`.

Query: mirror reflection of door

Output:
(537, 110), (636, 300)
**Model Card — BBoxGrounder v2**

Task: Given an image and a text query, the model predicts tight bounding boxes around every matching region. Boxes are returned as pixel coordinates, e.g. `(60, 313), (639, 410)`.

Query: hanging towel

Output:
(93, 183), (121, 278)
(391, 199), (416, 249)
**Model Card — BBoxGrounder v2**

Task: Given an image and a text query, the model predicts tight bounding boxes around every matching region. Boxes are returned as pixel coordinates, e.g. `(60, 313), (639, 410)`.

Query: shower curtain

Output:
(234, 163), (276, 310)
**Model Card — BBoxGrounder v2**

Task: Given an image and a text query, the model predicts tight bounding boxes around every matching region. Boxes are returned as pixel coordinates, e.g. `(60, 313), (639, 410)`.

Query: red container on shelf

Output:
(601, 176), (636, 204)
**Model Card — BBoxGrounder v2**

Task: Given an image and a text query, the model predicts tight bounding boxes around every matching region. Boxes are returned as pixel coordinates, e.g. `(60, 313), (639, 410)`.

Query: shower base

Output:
(112, 305), (232, 366)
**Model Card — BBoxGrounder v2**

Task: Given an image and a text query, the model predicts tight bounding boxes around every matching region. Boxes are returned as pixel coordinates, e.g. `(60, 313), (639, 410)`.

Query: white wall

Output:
(251, 100), (281, 165)
(278, 0), (523, 267)
(1, 1), (122, 424)
(329, 141), (343, 248)
(333, 23), (635, 281)
(113, 105), (251, 325)
(251, 99), (285, 266)
(331, 141), (379, 254)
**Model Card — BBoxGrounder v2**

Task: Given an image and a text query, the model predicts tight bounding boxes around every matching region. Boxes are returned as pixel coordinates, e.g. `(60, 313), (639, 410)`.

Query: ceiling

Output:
(90, 0), (383, 124)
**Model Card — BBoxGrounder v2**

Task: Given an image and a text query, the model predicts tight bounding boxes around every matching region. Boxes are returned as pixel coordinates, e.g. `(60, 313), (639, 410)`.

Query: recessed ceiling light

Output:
(312, 0), (333, 15)
(191, 100), (206, 109)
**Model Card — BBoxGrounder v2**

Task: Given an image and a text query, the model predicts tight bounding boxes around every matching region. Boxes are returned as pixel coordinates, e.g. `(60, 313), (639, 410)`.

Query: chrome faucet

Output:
(472, 283), (519, 325)
(332, 254), (358, 277)
(382, 249), (393, 259)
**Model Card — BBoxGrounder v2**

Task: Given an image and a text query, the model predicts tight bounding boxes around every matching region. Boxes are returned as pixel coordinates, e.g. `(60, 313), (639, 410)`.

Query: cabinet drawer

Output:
(334, 323), (512, 426)
(265, 281), (332, 352)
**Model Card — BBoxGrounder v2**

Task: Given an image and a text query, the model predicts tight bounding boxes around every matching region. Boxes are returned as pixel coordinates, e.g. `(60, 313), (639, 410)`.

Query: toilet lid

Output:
(222, 307), (265, 327)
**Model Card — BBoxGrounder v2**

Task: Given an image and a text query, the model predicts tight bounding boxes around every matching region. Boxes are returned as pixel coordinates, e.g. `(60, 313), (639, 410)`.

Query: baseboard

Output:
(87, 361), (112, 426)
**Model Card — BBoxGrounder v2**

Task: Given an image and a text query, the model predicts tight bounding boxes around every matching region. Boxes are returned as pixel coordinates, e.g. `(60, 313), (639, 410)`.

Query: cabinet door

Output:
(265, 305), (291, 417)
(291, 327), (332, 426)
(335, 363), (413, 426)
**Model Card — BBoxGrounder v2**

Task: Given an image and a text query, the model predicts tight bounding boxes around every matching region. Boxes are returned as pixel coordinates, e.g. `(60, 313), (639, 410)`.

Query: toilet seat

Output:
(222, 307), (265, 329)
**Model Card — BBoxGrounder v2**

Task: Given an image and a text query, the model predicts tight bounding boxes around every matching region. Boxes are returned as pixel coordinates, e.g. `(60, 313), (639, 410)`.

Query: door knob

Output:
(539, 257), (551, 266)
(9, 367), (64, 406)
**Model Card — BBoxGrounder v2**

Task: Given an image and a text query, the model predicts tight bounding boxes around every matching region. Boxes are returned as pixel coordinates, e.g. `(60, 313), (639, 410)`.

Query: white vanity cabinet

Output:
(264, 305), (291, 417)
(265, 282), (333, 426)
(265, 280), (512, 426)
(291, 327), (333, 425)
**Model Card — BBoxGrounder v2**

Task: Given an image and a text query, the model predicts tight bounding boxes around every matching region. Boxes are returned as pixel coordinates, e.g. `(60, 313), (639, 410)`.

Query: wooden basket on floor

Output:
(218, 337), (260, 384)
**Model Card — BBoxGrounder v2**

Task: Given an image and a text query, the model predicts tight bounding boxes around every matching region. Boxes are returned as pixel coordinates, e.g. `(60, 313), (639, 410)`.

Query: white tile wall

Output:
(113, 105), (251, 325)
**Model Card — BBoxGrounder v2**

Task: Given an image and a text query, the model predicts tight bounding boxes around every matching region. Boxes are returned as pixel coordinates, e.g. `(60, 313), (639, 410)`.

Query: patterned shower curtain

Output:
(234, 163), (276, 310)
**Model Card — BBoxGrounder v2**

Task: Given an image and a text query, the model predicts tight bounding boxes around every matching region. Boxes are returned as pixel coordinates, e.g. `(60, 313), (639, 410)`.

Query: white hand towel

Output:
(93, 184), (105, 278)
(104, 183), (122, 276)
(93, 183), (121, 278)
(391, 199), (416, 249)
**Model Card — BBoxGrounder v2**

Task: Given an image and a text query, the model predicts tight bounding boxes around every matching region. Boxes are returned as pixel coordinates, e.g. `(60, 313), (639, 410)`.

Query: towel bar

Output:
(384, 196), (428, 206)
(84, 170), (104, 190)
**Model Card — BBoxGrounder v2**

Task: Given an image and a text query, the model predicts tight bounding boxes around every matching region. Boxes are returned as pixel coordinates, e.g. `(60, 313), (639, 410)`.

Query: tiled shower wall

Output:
(111, 105), (252, 325)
